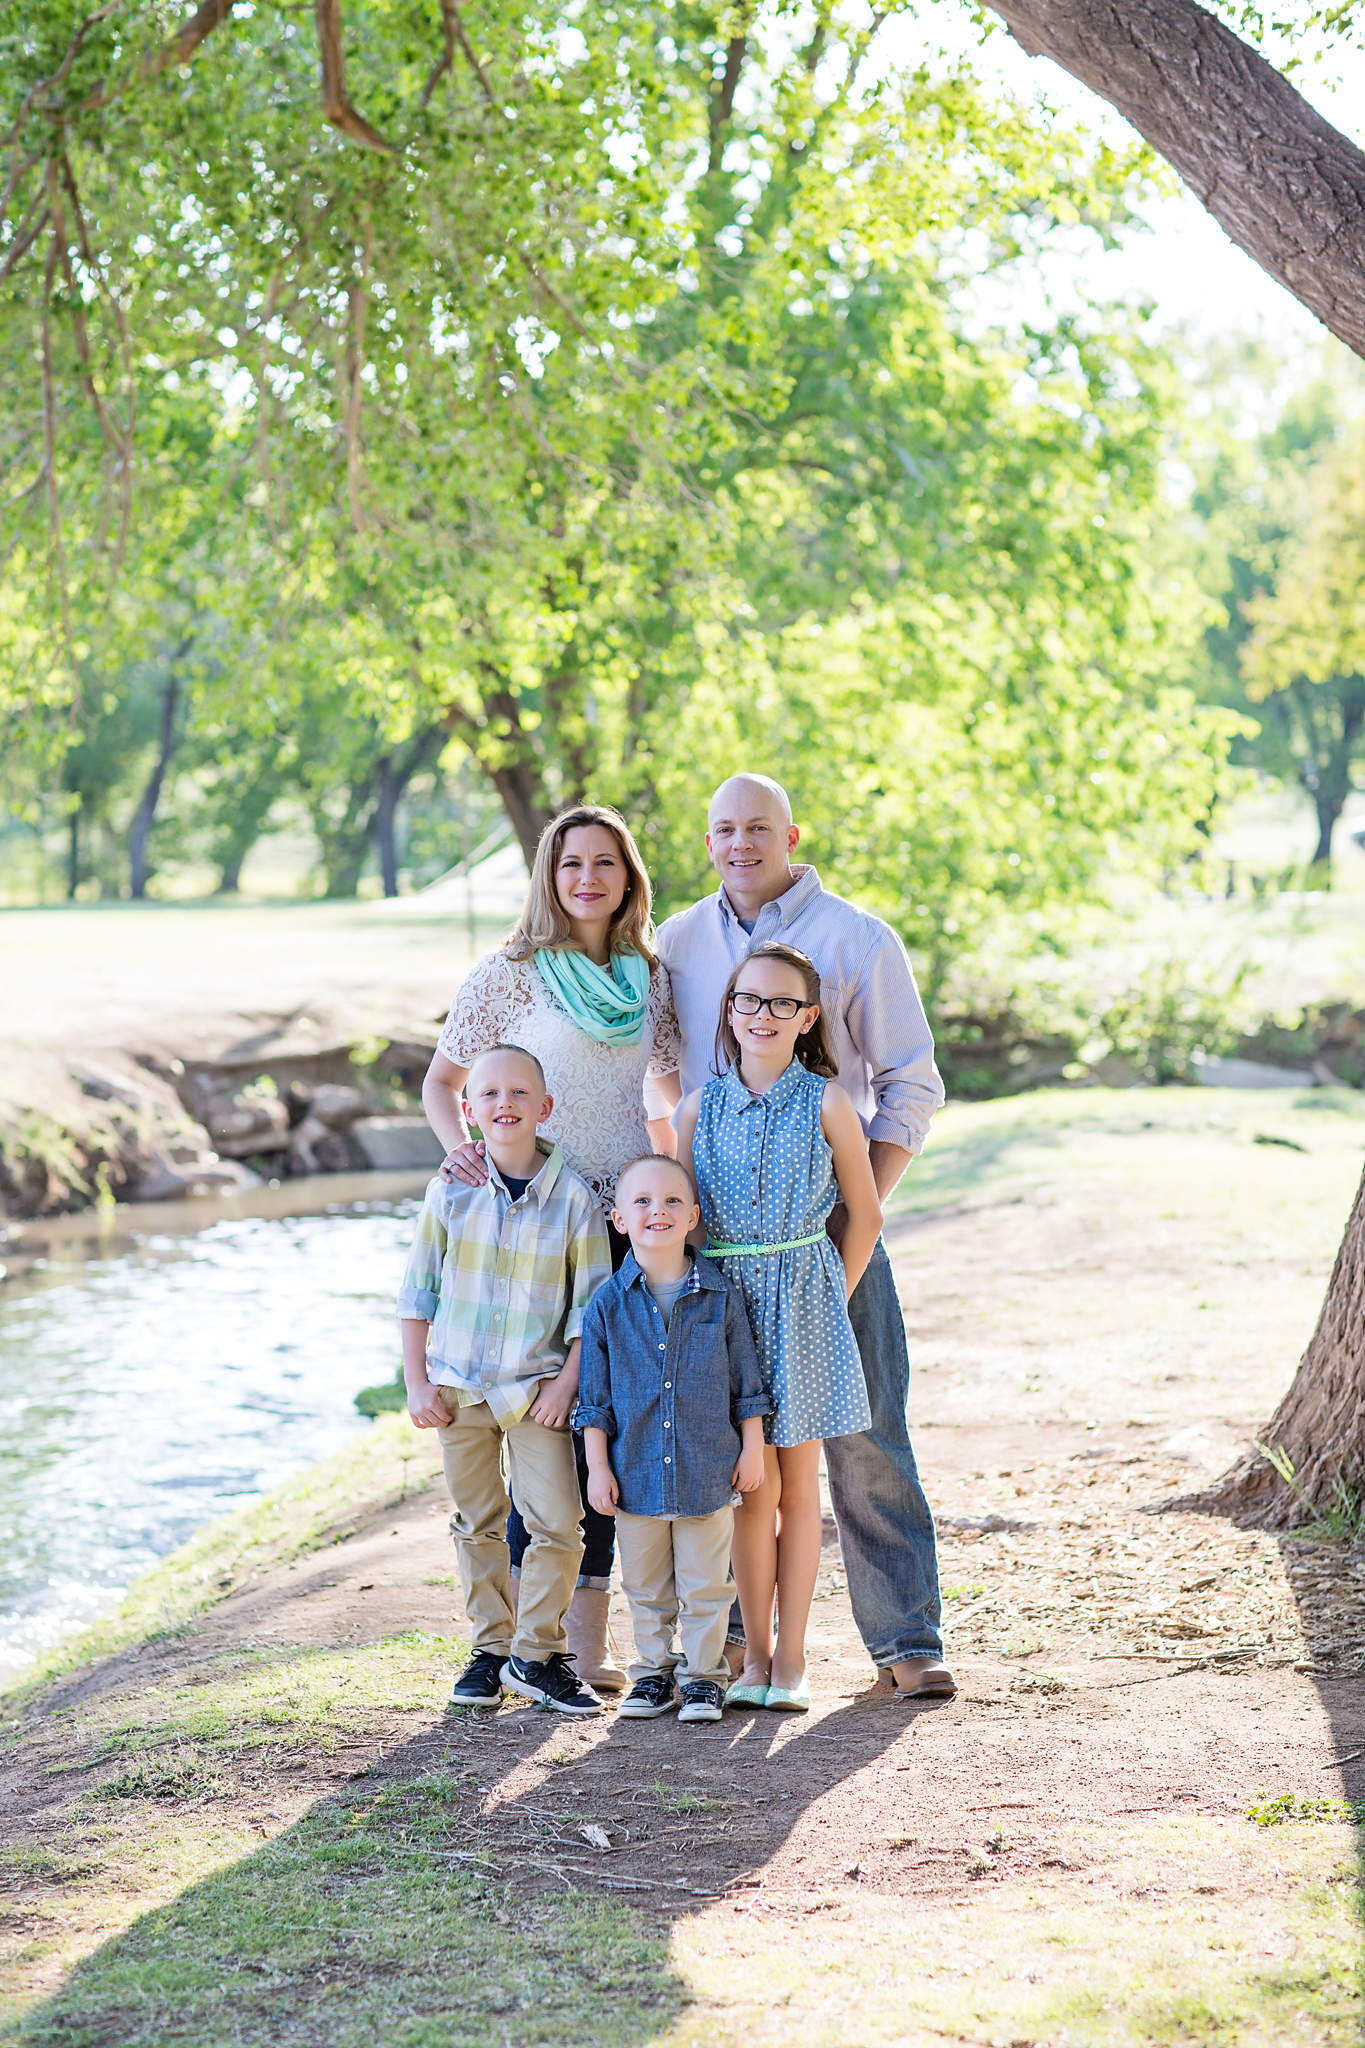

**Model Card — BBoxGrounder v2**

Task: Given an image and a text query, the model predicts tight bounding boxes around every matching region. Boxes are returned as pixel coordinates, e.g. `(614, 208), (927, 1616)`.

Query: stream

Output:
(0, 1172), (428, 1681)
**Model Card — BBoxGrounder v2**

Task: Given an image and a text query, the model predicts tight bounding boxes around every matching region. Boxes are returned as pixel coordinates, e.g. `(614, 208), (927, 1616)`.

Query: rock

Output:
(204, 1093), (291, 1157)
(1193, 1056), (1311, 1090)
(69, 1061), (154, 1111)
(128, 1151), (261, 1201)
(350, 1116), (444, 1171)
(304, 1083), (372, 1129)
(287, 1115), (363, 1175)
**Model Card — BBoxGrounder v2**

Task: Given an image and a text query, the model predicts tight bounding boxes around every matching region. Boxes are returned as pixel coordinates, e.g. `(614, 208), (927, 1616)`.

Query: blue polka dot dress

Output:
(693, 1062), (872, 1449)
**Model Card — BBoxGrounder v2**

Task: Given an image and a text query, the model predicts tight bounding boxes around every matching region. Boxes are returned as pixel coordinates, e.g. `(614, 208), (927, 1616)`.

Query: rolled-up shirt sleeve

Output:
(397, 1195), (446, 1321)
(845, 931), (945, 1153)
(572, 1300), (616, 1436)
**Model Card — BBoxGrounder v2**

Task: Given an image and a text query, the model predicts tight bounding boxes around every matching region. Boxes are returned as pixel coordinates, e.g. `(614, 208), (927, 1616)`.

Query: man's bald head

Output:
(704, 773), (801, 913)
(707, 773), (793, 827)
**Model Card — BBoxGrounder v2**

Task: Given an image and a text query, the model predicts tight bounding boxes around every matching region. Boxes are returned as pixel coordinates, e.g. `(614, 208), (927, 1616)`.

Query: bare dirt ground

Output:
(2, 1089), (1363, 2044)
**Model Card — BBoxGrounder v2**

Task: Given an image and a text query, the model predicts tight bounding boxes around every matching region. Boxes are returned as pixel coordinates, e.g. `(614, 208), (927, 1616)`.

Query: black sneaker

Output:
(677, 1679), (725, 1723)
(500, 1652), (603, 1717)
(448, 1651), (506, 1709)
(618, 1672), (677, 1719)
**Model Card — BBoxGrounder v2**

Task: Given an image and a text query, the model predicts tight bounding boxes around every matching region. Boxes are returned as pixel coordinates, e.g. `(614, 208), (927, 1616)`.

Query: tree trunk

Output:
(1187, 1157), (1365, 1525)
(128, 666), (182, 900)
(67, 807), (80, 900)
(372, 726), (444, 897)
(1310, 788), (1338, 870)
(444, 683), (552, 868)
(984, 0), (1365, 362)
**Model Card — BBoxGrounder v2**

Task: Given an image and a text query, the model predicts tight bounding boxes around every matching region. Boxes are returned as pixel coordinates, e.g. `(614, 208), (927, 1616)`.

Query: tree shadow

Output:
(9, 1680), (947, 2046)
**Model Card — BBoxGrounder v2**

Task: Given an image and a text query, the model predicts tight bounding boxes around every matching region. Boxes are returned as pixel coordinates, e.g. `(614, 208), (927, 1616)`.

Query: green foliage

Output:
(0, 0), (1239, 947)
(1247, 1791), (1365, 1827)
(1177, 345), (1365, 874)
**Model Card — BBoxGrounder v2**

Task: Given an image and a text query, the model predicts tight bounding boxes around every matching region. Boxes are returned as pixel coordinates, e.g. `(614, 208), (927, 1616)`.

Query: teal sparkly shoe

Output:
(764, 1682), (811, 1712)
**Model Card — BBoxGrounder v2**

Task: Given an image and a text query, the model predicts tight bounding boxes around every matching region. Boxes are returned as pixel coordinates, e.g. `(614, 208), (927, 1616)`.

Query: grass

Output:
(2, 1776), (681, 2048)
(885, 1080), (1365, 1223)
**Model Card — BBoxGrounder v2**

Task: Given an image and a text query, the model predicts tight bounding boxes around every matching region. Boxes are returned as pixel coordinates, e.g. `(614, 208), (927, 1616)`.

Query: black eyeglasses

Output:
(730, 990), (808, 1020)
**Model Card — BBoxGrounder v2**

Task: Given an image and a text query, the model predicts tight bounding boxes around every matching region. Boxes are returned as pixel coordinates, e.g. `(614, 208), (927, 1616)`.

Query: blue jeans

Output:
(727, 1235), (944, 1665)
(824, 1236), (944, 1665)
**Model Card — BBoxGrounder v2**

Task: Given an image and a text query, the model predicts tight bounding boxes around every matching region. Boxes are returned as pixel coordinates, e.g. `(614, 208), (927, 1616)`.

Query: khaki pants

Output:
(615, 1507), (735, 1685)
(436, 1392), (583, 1663)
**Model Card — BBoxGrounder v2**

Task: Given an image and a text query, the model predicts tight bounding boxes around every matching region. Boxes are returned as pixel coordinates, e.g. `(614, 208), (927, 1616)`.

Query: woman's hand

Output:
(440, 1138), (489, 1187)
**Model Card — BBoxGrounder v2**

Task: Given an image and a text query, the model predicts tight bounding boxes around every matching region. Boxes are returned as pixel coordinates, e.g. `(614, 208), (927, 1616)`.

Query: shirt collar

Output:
(722, 1059), (805, 1113)
(487, 1138), (560, 1202)
(718, 864), (822, 931)
(620, 1246), (718, 1290)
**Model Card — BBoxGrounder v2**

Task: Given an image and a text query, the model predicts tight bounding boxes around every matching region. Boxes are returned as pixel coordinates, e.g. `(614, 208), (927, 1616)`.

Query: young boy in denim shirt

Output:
(400, 1044), (611, 1716)
(576, 1155), (769, 1722)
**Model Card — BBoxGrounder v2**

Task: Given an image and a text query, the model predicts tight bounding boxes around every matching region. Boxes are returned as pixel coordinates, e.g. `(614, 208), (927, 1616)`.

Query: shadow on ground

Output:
(6, 1683), (951, 2047)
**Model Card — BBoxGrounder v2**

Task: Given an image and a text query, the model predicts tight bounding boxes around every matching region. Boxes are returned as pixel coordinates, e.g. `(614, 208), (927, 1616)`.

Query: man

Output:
(651, 773), (953, 1698)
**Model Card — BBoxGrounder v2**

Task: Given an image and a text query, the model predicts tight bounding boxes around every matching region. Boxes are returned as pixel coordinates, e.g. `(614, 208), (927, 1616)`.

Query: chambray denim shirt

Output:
(574, 1251), (771, 1518)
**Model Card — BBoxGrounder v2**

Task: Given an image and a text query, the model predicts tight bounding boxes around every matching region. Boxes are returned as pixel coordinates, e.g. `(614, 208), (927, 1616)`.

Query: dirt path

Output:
(2, 1090), (1363, 2044)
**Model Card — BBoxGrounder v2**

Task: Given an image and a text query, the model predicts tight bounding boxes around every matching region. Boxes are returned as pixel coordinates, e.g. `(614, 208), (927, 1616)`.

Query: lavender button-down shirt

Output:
(652, 865), (944, 1156)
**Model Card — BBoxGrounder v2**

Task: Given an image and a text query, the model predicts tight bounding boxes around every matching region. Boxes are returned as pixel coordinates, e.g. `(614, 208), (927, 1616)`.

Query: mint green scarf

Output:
(534, 946), (651, 1046)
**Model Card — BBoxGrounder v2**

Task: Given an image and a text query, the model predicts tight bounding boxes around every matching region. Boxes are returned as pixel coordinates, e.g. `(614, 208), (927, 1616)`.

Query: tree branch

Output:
(984, 0), (1365, 361)
(148, 0), (244, 74)
(40, 225), (81, 716)
(315, 0), (395, 153)
(708, 34), (748, 175)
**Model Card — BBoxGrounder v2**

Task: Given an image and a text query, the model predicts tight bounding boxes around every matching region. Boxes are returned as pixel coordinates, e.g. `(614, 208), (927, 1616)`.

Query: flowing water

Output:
(0, 1172), (429, 1681)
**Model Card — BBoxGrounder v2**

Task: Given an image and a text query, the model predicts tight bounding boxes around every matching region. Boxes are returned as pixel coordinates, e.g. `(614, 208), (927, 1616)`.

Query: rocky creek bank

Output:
(0, 1006), (447, 1219)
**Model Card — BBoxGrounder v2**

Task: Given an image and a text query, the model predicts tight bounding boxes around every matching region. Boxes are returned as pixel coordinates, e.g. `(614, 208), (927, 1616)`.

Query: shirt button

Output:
(664, 1381), (671, 1388)
(659, 1343), (665, 1351)
(664, 1420), (670, 1428)
(664, 1456), (671, 1464)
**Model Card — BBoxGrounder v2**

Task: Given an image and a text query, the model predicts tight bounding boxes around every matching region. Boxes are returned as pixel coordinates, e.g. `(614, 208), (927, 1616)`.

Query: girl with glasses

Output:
(675, 941), (882, 1710)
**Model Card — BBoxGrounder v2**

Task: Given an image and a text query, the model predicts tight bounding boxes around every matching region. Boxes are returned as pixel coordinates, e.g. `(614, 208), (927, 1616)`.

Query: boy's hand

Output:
(529, 1375), (576, 1430)
(733, 1442), (766, 1493)
(407, 1376), (449, 1430)
(586, 1465), (619, 1516)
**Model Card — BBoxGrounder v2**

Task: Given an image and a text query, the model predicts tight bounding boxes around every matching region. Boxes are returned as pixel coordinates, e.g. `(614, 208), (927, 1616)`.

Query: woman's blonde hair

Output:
(505, 804), (657, 964)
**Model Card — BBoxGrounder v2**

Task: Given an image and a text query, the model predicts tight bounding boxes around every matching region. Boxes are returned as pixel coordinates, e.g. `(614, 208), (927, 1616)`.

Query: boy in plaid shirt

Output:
(399, 1044), (611, 1714)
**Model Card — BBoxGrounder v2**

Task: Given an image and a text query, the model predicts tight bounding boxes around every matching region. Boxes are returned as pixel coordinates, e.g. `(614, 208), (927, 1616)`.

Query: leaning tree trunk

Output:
(128, 667), (182, 900)
(984, 0), (1365, 362)
(1188, 1156), (1365, 1525)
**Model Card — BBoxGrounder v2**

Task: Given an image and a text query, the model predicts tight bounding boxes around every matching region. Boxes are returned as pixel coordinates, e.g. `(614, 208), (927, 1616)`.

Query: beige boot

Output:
(564, 1585), (627, 1691)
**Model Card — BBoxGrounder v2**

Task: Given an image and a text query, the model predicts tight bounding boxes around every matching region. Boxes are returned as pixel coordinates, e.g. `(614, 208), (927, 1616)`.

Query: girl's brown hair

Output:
(714, 942), (837, 1080)
(505, 804), (657, 965)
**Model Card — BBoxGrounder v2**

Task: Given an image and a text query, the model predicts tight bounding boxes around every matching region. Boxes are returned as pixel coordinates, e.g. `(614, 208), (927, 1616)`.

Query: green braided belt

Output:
(700, 1230), (828, 1258)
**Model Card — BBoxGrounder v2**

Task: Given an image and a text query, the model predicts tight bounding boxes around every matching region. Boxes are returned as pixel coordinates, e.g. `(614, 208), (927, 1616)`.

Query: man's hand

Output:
(529, 1375), (576, 1430)
(733, 1441), (766, 1493)
(585, 1464), (619, 1516)
(406, 1375), (449, 1430)
(440, 1137), (489, 1187)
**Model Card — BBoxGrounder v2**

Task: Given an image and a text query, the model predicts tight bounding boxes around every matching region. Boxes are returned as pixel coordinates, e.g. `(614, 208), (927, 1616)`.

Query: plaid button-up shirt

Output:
(397, 1142), (612, 1424)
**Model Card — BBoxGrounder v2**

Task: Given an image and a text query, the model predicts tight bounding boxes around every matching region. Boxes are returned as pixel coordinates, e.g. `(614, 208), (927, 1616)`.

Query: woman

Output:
(422, 803), (681, 1688)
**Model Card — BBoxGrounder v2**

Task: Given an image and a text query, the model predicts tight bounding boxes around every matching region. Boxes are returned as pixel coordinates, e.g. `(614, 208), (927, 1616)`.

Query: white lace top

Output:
(437, 950), (682, 1215)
